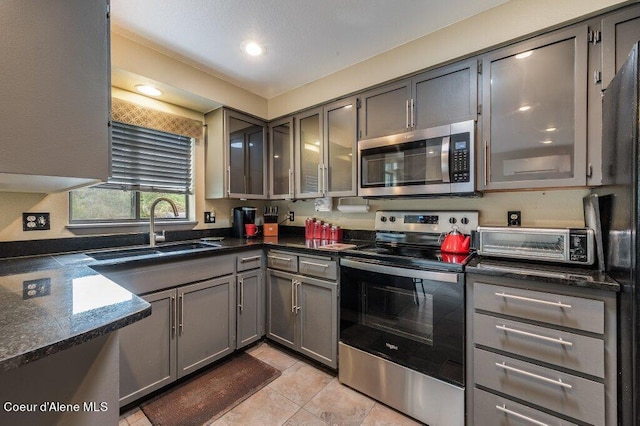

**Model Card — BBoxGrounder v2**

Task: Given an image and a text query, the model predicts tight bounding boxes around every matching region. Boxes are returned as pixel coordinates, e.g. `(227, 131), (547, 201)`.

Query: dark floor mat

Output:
(140, 352), (281, 425)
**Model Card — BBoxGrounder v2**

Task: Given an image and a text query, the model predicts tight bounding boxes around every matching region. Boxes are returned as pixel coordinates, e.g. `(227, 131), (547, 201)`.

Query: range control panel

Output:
(375, 210), (479, 235)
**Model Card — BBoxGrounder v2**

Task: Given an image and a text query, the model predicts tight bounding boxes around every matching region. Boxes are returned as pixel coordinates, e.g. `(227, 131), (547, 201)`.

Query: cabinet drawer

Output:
(267, 251), (298, 273)
(236, 251), (262, 272)
(299, 255), (337, 280)
(474, 282), (604, 334)
(474, 348), (605, 426)
(474, 313), (605, 378)
(474, 388), (578, 426)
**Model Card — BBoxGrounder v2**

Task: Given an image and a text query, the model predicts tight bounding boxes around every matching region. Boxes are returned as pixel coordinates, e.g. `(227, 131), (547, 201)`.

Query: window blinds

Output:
(103, 121), (193, 194)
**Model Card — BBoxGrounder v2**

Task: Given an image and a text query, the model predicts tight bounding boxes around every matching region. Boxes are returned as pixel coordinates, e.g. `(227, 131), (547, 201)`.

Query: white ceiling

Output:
(110, 0), (508, 102)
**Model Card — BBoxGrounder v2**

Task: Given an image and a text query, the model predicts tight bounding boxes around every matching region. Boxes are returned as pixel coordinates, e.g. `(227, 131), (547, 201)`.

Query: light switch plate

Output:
(23, 213), (50, 231)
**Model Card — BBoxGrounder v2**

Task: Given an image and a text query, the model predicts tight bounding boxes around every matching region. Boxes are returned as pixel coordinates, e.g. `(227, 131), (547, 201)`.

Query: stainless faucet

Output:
(149, 197), (179, 247)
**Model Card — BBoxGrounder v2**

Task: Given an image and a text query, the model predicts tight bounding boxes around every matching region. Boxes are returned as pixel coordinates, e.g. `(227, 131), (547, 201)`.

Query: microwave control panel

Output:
(450, 133), (470, 183)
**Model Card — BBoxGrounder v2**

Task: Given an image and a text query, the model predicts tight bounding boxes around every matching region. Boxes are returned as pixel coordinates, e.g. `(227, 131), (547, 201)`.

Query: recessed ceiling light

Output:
(518, 105), (531, 112)
(135, 84), (162, 97)
(541, 140), (553, 144)
(242, 40), (264, 56)
(545, 127), (557, 132)
(515, 51), (533, 59)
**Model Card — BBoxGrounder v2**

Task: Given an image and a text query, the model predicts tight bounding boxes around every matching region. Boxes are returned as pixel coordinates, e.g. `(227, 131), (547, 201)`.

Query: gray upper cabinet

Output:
(601, 4), (640, 89)
(0, 0), (110, 193)
(480, 25), (588, 190)
(269, 117), (295, 199)
(294, 98), (357, 199)
(324, 97), (358, 197)
(205, 108), (268, 199)
(295, 108), (324, 198)
(358, 59), (477, 140)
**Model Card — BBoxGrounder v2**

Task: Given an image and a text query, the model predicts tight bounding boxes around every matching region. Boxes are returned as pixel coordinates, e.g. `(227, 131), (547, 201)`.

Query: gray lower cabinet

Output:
(177, 277), (235, 378)
(266, 251), (338, 368)
(119, 289), (176, 407)
(466, 272), (617, 426)
(237, 269), (264, 349)
(118, 276), (235, 407)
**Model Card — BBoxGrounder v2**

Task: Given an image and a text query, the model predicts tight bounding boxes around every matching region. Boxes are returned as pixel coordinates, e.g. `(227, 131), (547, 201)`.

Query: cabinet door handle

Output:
(170, 295), (176, 338)
(495, 404), (549, 426)
(300, 260), (329, 269)
(295, 281), (301, 313)
(268, 255), (292, 262)
(288, 168), (294, 198)
(410, 98), (415, 128)
(226, 166), (231, 196)
(321, 164), (327, 195)
(495, 292), (572, 309)
(495, 362), (573, 389)
(405, 100), (410, 129)
(291, 279), (297, 313)
(484, 140), (489, 186)
(238, 279), (244, 312)
(496, 324), (573, 346)
(240, 255), (261, 263)
(179, 294), (184, 334)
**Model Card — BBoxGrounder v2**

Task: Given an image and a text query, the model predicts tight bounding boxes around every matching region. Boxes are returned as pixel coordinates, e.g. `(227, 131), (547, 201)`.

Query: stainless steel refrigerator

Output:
(594, 41), (640, 425)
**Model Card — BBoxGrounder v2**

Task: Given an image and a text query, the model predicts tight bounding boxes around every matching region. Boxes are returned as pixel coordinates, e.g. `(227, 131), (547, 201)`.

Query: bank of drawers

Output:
(471, 280), (608, 426)
(267, 250), (337, 280)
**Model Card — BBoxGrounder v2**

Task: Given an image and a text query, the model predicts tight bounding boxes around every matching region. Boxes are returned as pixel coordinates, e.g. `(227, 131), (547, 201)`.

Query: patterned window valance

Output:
(111, 97), (203, 140)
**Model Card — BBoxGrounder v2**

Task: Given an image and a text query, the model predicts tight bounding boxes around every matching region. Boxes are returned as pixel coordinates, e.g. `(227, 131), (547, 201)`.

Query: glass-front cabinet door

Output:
(269, 117), (294, 199)
(324, 97), (357, 197)
(481, 26), (588, 190)
(225, 110), (267, 199)
(295, 108), (323, 198)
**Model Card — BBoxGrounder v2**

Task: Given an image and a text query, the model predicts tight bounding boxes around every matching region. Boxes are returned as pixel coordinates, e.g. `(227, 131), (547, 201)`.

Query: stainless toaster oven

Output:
(476, 226), (595, 265)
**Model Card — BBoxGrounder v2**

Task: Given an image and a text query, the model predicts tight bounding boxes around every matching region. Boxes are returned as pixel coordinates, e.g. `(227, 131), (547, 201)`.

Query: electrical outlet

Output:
(288, 211), (295, 221)
(204, 211), (216, 224)
(23, 213), (50, 231)
(507, 210), (521, 227)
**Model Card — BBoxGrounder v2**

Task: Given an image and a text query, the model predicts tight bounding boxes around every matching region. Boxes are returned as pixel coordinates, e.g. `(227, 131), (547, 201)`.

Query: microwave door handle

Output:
(441, 136), (451, 183)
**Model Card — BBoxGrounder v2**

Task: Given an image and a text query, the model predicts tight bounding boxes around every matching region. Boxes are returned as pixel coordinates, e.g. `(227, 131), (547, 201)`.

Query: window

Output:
(70, 121), (193, 224)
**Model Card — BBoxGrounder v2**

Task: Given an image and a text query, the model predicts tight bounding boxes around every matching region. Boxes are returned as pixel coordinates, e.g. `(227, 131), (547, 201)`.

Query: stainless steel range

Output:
(339, 210), (478, 426)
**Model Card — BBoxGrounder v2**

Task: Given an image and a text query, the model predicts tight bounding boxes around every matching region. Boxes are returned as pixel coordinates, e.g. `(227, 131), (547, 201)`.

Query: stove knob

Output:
(461, 217), (469, 225)
(380, 216), (387, 222)
(389, 216), (396, 223)
(449, 217), (457, 224)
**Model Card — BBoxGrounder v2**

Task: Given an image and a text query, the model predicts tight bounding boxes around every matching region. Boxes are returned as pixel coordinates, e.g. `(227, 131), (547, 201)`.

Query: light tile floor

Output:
(119, 341), (422, 426)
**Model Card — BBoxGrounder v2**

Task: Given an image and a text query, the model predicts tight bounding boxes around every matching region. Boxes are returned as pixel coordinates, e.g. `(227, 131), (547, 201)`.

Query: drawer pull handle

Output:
(495, 362), (573, 389)
(240, 255), (261, 263)
(269, 255), (292, 262)
(495, 292), (572, 309)
(301, 261), (329, 269)
(495, 404), (549, 426)
(496, 325), (573, 347)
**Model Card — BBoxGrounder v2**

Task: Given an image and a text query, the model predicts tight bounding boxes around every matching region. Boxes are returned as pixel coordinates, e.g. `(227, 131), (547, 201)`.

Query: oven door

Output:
(339, 257), (464, 386)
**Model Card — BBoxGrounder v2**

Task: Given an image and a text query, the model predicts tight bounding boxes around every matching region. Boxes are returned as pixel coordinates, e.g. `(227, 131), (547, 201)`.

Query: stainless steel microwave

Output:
(358, 120), (475, 197)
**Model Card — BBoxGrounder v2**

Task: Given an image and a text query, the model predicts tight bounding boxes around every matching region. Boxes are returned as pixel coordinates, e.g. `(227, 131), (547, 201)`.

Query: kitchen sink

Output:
(86, 241), (221, 261)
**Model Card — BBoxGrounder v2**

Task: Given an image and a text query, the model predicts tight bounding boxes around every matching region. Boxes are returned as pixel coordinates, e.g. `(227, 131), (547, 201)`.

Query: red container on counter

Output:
(305, 217), (315, 239)
(321, 223), (331, 240)
(330, 225), (343, 241)
(313, 220), (323, 239)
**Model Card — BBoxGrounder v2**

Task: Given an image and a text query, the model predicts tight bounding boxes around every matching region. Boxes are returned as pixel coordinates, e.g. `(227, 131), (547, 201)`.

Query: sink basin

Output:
(86, 241), (221, 261)
(155, 242), (220, 252)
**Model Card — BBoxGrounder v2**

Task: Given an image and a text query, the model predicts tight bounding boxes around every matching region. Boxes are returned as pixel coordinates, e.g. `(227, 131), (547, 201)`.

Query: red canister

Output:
(321, 223), (331, 240)
(313, 220), (323, 239)
(305, 217), (315, 239)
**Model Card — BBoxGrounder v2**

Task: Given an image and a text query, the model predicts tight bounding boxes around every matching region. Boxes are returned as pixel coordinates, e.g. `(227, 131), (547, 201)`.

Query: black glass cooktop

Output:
(349, 244), (474, 272)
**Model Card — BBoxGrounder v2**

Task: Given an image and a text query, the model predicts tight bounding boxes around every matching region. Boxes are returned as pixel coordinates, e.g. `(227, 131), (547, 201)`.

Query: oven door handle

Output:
(441, 136), (451, 183)
(340, 258), (459, 283)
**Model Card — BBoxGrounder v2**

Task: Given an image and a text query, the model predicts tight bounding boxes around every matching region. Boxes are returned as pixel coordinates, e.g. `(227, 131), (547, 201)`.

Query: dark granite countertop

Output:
(466, 257), (620, 292)
(0, 257), (151, 373)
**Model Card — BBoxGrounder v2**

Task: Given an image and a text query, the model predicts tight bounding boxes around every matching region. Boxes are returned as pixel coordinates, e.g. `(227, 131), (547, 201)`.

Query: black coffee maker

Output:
(232, 207), (257, 238)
